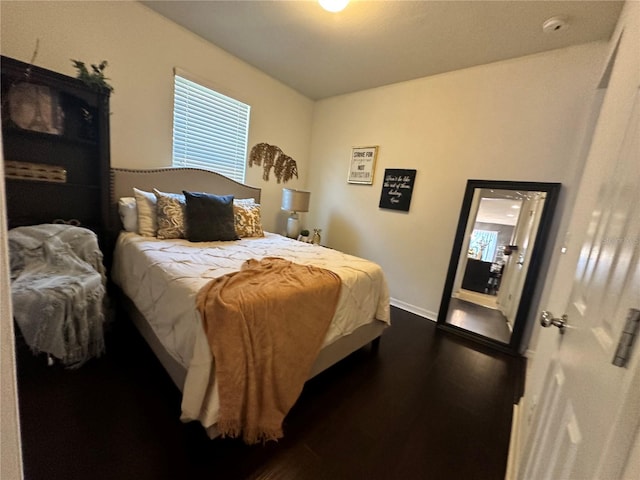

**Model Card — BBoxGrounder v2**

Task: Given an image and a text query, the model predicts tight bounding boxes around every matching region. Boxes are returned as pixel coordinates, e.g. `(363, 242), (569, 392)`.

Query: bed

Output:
(109, 167), (391, 440)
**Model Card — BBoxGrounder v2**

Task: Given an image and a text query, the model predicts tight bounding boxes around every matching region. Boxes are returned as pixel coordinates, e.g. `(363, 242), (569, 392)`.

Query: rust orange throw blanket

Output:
(196, 257), (341, 444)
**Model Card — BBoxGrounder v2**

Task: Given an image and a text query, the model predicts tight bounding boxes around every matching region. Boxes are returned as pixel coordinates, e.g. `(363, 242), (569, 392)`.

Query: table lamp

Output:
(281, 188), (310, 238)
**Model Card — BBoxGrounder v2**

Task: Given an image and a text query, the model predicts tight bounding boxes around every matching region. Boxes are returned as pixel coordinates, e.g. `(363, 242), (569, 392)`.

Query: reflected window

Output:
(468, 229), (498, 261)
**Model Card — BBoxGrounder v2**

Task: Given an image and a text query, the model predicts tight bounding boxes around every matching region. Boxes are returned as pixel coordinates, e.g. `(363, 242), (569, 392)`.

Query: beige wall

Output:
(0, 0), (314, 233)
(307, 42), (609, 318)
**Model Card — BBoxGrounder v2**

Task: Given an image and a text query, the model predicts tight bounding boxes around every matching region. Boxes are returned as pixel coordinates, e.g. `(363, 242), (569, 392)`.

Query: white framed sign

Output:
(347, 146), (378, 185)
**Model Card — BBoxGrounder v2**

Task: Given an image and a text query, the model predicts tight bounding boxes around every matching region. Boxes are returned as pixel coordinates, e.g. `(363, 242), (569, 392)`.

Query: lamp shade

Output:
(281, 188), (310, 212)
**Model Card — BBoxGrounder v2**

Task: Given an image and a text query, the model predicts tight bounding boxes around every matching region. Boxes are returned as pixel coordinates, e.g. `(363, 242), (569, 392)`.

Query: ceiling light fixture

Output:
(319, 0), (349, 13)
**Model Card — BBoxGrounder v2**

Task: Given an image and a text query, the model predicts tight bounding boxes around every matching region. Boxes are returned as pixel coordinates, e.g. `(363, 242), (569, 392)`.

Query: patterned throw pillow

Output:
(154, 189), (186, 239)
(233, 199), (264, 238)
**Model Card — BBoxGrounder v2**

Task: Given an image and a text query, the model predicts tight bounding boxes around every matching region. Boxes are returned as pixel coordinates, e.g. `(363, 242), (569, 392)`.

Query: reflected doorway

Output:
(450, 193), (525, 341)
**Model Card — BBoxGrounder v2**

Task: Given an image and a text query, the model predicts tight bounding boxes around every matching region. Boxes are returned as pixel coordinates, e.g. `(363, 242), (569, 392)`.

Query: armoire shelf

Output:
(1, 55), (111, 239)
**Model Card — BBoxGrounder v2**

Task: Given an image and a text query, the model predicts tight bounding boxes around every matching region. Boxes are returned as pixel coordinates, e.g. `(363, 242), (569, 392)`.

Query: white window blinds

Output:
(172, 73), (250, 183)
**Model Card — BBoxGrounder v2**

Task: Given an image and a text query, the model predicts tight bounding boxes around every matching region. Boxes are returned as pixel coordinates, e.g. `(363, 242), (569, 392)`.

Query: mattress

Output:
(111, 231), (390, 431)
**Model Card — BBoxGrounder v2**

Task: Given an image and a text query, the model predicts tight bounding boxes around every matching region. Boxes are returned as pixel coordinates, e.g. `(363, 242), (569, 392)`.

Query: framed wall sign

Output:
(347, 146), (378, 184)
(379, 169), (417, 211)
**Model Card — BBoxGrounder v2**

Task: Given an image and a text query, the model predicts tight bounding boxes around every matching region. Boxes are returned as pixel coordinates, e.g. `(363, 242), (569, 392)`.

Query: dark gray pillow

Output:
(183, 191), (238, 242)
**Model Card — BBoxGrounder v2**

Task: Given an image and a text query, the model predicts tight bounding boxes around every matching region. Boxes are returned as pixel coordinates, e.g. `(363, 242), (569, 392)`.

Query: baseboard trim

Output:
(390, 298), (437, 322)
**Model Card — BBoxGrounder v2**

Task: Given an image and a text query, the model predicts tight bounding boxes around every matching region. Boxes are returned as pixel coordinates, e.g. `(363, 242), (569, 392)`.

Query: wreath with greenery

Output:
(71, 60), (114, 93)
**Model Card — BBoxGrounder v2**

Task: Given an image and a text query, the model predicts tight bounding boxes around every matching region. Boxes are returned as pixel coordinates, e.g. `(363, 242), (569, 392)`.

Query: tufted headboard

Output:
(109, 167), (261, 235)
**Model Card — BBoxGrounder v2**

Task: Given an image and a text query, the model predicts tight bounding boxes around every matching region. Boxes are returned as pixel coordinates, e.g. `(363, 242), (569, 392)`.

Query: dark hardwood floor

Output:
(446, 298), (512, 343)
(15, 306), (525, 480)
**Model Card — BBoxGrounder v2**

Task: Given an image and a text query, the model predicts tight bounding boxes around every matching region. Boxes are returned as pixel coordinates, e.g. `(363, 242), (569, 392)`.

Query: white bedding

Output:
(111, 231), (390, 431)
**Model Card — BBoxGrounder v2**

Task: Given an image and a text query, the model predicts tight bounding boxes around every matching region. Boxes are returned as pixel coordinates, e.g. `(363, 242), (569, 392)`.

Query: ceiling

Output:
(477, 198), (522, 226)
(141, 0), (623, 100)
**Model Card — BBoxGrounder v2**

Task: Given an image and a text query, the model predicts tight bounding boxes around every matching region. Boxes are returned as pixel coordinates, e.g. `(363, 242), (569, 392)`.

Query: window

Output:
(172, 72), (250, 183)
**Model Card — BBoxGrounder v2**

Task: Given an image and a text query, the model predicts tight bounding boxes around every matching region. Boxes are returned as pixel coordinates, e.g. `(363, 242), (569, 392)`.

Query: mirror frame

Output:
(437, 180), (561, 354)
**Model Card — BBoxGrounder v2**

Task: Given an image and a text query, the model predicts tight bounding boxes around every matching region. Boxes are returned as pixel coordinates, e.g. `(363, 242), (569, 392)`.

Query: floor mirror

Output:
(437, 180), (561, 354)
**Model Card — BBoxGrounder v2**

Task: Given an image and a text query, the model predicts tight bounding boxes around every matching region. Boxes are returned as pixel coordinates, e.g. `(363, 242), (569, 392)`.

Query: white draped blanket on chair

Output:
(8, 224), (106, 367)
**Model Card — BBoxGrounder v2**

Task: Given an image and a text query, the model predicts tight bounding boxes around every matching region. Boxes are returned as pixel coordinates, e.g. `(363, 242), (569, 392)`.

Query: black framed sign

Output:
(379, 169), (416, 211)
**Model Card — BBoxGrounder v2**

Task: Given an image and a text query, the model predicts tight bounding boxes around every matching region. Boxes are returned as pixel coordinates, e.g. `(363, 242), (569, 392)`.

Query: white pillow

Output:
(133, 187), (157, 237)
(234, 198), (255, 205)
(118, 197), (138, 232)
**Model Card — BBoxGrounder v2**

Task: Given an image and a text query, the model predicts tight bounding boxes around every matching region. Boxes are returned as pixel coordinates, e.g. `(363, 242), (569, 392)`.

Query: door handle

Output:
(540, 311), (568, 334)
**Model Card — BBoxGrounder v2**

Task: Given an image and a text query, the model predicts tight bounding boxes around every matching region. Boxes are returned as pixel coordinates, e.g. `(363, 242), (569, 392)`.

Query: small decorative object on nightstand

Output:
(312, 228), (322, 245)
(297, 229), (310, 243)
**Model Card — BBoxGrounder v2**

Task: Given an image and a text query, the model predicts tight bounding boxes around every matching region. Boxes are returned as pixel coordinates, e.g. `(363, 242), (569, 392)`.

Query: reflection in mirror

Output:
(438, 180), (561, 354)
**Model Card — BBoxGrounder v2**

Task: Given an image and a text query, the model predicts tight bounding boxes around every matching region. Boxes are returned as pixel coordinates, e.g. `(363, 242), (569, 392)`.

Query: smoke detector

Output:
(542, 16), (569, 33)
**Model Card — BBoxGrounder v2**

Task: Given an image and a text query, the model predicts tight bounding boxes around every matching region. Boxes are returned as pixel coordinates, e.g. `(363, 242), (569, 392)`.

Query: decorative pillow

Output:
(183, 191), (238, 242)
(233, 200), (264, 238)
(234, 198), (255, 205)
(118, 197), (138, 232)
(154, 189), (186, 239)
(133, 188), (157, 237)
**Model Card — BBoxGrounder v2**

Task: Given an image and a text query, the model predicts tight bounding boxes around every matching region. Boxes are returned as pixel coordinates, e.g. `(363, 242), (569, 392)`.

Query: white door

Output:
(521, 90), (639, 480)
(518, 5), (640, 474)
